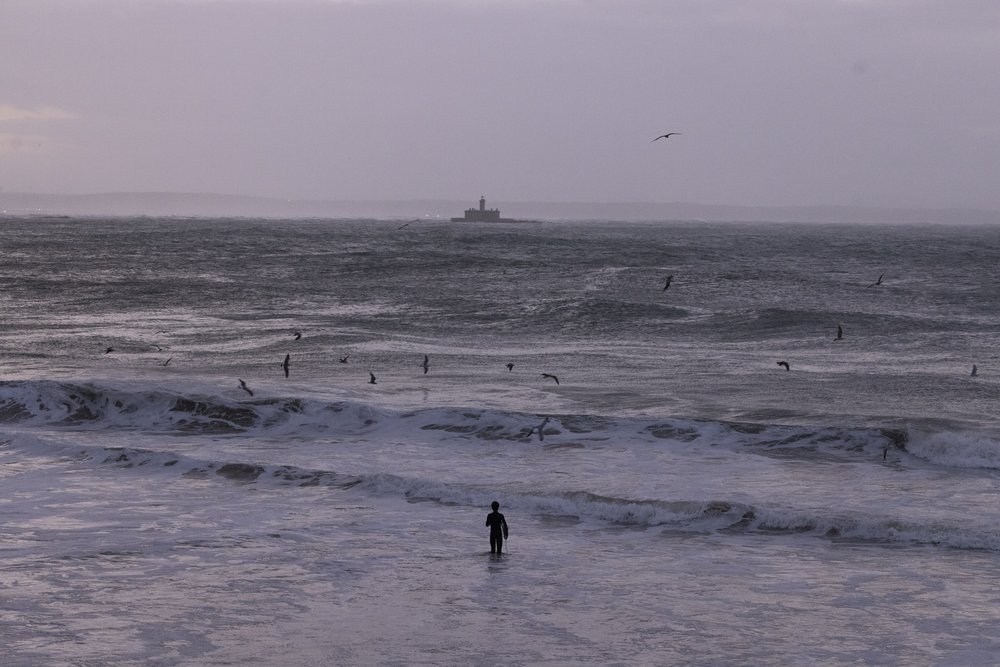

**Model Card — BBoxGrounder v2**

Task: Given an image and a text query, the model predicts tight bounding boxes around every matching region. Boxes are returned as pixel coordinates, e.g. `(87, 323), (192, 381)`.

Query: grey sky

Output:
(2, 0), (999, 209)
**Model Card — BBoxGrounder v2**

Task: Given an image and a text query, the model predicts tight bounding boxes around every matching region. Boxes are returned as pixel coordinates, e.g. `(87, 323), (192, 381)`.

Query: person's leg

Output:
(495, 536), (503, 554)
(490, 535), (498, 553)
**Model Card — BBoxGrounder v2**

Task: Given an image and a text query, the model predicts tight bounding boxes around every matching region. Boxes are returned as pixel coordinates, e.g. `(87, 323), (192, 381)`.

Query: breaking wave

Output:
(2, 379), (998, 472)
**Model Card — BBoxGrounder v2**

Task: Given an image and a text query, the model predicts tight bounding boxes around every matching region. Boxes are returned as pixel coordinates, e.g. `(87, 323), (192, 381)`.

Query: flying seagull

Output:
(777, 361), (790, 371)
(238, 379), (254, 397)
(292, 331), (302, 340)
(506, 362), (514, 372)
(397, 218), (420, 230)
(339, 355), (349, 364)
(105, 347), (114, 354)
(422, 355), (429, 374)
(161, 357), (172, 367)
(834, 324), (844, 341)
(652, 133), (681, 142)
(369, 372), (377, 385)
(663, 274), (673, 291)
(542, 373), (560, 385)
(533, 417), (551, 442)
(866, 273), (884, 288)
(282, 354), (290, 378)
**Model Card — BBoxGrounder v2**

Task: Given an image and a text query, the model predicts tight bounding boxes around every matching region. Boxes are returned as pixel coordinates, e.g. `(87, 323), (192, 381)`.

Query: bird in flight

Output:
(238, 379), (254, 397)
(506, 362), (514, 372)
(161, 357), (172, 367)
(282, 354), (290, 378)
(866, 273), (884, 288)
(369, 372), (377, 385)
(339, 355), (349, 364)
(663, 274), (673, 291)
(422, 355), (429, 374)
(652, 133), (681, 142)
(292, 331), (302, 340)
(533, 417), (551, 442)
(105, 347), (114, 354)
(542, 373), (560, 385)
(397, 218), (420, 230)
(777, 361), (790, 371)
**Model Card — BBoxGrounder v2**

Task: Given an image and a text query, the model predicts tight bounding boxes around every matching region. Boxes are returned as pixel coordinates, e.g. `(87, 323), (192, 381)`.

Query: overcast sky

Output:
(2, 0), (999, 209)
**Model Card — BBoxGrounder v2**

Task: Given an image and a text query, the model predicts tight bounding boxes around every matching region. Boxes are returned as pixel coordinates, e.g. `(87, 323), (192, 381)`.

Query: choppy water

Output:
(2, 216), (1000, 665)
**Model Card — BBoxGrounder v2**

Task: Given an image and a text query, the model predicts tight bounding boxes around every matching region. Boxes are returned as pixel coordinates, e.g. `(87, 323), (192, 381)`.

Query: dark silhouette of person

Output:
(485, 501), (509, 554)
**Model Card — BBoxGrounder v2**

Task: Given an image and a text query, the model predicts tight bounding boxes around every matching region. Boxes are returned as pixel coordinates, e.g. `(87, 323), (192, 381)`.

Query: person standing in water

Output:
(486, 501), (509, 554)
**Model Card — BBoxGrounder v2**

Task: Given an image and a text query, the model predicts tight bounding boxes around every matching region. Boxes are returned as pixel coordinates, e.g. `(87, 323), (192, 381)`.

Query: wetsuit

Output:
(486, 510), (508, 553)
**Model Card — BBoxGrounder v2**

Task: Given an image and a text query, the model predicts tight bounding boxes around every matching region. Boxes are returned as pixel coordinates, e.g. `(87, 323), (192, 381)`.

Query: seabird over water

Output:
(422, 355), (429, 374)
(369, 372), (377, 385)
(534, 417), (551, 442)
(397, 218), (420, 230)
(542, 373), (560, 385)
(663, 274), (673, 291)
(105, 347), (114, 354)
(867, 273), (884, 288)
(282, 354), (290, 378)
(339, 355), (349, 364)
(292, 331), (302, 340)
(161, 357), (172, 367)
(506, 362), (514, 372)
(652, 133), (681, 142)
(238, 379), (254, 397)
(777, 361), (790, 371)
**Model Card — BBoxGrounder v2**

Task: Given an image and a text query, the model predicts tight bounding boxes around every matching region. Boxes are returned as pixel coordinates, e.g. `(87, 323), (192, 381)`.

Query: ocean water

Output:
(1, 216), (999, 666)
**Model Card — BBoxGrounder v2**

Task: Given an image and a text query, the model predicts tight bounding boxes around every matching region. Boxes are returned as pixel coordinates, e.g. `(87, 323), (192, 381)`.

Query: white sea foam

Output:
(904, 429), (1000, 469)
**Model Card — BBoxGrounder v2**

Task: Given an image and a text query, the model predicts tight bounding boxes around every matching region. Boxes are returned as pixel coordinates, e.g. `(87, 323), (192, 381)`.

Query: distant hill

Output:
(2, 191), (998, 224)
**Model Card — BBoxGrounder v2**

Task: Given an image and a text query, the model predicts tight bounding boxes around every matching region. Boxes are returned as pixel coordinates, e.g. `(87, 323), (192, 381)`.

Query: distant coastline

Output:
(2, 191), (999, 225)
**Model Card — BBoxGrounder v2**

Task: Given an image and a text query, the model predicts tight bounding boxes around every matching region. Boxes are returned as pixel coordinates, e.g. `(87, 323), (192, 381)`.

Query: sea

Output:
(1, 215), (999, 666)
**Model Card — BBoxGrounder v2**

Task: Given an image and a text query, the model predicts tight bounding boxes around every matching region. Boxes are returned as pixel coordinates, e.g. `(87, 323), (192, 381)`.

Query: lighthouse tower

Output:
(452, 195), (502, 221)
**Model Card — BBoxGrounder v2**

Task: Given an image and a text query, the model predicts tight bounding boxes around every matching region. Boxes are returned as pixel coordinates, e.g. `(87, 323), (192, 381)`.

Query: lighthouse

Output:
(452, 195), (502, 222)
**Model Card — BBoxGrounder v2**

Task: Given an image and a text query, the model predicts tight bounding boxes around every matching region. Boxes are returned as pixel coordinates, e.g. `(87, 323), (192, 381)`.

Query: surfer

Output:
(834, 324), (844, 341)
(486, 501), (509, 554)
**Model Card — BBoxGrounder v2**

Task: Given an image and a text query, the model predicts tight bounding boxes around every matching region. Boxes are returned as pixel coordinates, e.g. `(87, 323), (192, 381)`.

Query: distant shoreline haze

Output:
(1, 191), (998, 225)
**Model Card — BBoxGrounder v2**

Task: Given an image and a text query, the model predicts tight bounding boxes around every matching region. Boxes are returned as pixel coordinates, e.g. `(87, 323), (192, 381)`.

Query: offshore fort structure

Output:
(451, 196), (516, 222)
